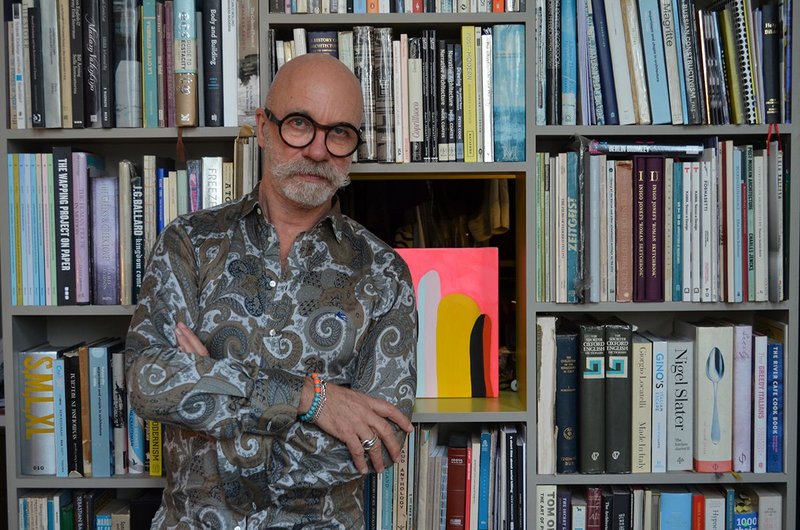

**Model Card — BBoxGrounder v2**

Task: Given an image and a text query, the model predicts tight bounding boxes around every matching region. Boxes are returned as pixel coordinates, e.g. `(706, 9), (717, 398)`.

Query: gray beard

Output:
(269, 157), (351, 208)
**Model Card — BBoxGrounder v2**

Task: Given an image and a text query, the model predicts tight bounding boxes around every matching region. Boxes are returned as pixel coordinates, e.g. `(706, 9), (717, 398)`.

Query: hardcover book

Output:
(631, 333), (652, 473)
(578, 320), (605, 473)
(536, 316), (557, 474)
(603, 320), (631, 473)
(555, 325), (578, 473)
(91, 175), (120, 305)
(666, 335), (693, 471)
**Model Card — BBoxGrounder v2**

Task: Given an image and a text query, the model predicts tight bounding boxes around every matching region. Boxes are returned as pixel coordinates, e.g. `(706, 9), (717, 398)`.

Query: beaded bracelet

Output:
(309, 380), (327, 424)
(299, 373), (326, 423)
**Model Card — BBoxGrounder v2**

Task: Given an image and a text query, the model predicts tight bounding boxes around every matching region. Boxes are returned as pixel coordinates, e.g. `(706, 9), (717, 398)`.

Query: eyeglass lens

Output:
(280, 115), (360, 157)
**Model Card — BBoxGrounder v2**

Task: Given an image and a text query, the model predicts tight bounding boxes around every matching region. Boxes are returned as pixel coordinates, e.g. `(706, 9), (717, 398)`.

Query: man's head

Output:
(257, 54), (364, 211)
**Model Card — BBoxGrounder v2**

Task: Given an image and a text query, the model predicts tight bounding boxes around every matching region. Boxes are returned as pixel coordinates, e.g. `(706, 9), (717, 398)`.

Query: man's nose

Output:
(303, 128), (330, 161)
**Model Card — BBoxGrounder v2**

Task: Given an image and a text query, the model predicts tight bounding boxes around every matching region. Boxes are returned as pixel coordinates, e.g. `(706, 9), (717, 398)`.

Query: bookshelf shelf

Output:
(265, 12), (529, 25)
(535, 472), (791, 486)
(529, 301), (792, 313)
(2, 127), (244, 142)
(411, 391), (527, 423)
(534, 124), (794, 137)
(13, 477), (167, 489)
(9, 306), (137, 317)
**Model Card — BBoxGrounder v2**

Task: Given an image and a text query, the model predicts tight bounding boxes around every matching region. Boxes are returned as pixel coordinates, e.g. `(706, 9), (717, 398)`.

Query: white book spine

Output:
(400, 34), (410, 163)
(632, 334), (652, 473)
(481, 31), (493, 162)
(293, 28), (307, 55)
(621, 0), (650, 123)
(598, 155), (608, 302)
(536, 485), (557, 529)
(606, 160), (617, 301)
(752, 332), (768, 472)
(702, 491), (726, 529)
(666, 338), (693, 471)
(557, 154), (568, 302)
(732, 324), (753, 472)
(221, 0), (238, 126)
(588, 155), (601, 303)
(572, 503), (587, 530)
(753, 150), (768, 301)
(690, 161), (701, 302)
(201, 157), (223, 208)
(643, 333), (667, 472)
(12, 5), (26, 129)
(392, 40), (403, 163)
(700, 156), (712, 301)
(710, 146), (719, 301)
(536, 316), (557, 474)
(681, 162), (692, 301)
(766, 144), (783, 301)
(474, 28), (484, 161)
(604, 0), (636, 124)
(725, 143), (736, 301)
(40, 0), (62, 128)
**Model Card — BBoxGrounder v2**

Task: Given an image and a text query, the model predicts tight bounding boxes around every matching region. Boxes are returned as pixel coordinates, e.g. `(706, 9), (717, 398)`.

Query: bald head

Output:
(266, 54), (364, 125)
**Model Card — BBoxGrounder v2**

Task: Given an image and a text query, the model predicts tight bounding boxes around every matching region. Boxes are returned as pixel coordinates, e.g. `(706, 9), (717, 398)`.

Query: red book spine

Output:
(464, 444), (472, 529)
(633, 155), (648, 301)
(585, 487), (603, 530)
(643, 155), (665, 301)
(445, 447), (468, 530)
(691, 490), (705, 530)
(492, 0), (504, 10)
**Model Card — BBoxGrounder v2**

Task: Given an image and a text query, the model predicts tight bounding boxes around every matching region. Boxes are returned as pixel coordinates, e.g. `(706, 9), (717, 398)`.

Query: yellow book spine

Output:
(149, 420), (162, 477)
(461, 26), (477, 163)
(720, 9), (744, 124)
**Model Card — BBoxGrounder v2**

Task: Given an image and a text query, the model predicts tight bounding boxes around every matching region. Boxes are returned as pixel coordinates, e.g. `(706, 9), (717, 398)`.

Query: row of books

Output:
(536, 316), (785, 475)
(18, 340), (164, 478)
(533, 138), (785, 304)
(534, 483), (782, 530)
(267, 0), (524, 14)
(6, 0), (259, 129)
(18, 489), (161, 530)
(536, 0), (792, 125)
(268, 24), (526, 164)
(369, 424), (526, 530)
(7, 140), (259, 306)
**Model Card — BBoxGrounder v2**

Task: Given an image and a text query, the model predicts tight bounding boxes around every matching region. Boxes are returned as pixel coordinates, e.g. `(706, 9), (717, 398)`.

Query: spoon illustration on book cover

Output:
(706, 346), (725, 444)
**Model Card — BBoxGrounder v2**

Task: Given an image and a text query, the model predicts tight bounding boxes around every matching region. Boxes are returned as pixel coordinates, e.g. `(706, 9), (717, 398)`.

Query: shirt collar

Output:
(242, 186), (346, 243)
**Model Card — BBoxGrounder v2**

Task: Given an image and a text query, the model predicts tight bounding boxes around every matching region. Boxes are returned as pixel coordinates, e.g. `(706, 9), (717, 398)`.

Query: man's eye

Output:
(331, 125), (354, 138)
(288, 117), (311, 129)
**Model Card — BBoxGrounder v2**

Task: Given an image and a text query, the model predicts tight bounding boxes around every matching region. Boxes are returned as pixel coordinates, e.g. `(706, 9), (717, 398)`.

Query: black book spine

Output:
(601, 487), (613, 530)
(604, 323), (632, 473)
(83, 0), (102, 127)
(762, 0), (782, 123)
(505, 429), (518, 529)
(546, 0), (561, 124)
(427, 31), (438, 162)
(446, 43), (455, 161)
(270, 0), (283, 12)
(70, 0), (85, 128)
(454, 43), (463, 161)
(555, 331), (579, 473)
(74, 490), (87, 530)
(53, 147), (76, 305)
(421, 31), (431, 162)
(63, 351), (84, 476)
(99, 0), (114, 127)
(28, 7), (45, 127)
(611, 487), (631, 530)
(557, 488), (572, 530)
(203, 0), (223, 126)
(437, 40), (448, 162)
(579, 322), (606, 473)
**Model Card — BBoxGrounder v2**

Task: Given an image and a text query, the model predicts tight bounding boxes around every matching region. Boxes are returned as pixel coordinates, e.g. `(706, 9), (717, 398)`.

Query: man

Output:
(126, 53), (417, 529)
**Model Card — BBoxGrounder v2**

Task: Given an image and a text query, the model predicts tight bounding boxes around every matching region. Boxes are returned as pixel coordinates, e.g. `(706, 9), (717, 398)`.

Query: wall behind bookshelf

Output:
(0, 0), (797, 528)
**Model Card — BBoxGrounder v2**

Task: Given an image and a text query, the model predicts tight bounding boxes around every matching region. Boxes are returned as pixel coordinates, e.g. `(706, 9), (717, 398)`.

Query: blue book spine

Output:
(53, 358), (69, 478)
(723, 487), (735, 529)
(555, 332), (579, 472)
(733, 511), (758, 530)
(47, 497), (55, 530)
(156, 167), (167, 234)
(671, 0), (688, 123)
(477, 431), (492, 529)
(89, 344), (113, 477)
(733, 153), (743, 302)
(31, 154), (43, 305)
(659, 491), (692, 529)
(7, 155), (17, 305)
(672, 161), (683, 300)
(560, 0), (577, 124)
(353, 0), (366, 12)
(566, 151), (580, 303)
(766, 341), (783, 472)
(128, 405), (147, 473)
(637, 0), (671, 124)
(590, 0), (619, 124)
(380, 467), (394, 529)
(492, 24), (526, 162)
(20, 154), (31, 305)
(142, 0), (159, 128)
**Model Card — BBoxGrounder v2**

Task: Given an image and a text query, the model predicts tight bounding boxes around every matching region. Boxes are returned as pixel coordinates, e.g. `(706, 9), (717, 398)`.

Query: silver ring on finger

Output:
(361, 434), (379, 452)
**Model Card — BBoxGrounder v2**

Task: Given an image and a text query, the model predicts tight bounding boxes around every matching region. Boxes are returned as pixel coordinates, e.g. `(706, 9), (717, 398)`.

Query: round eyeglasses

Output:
(264, 107), (363, 158)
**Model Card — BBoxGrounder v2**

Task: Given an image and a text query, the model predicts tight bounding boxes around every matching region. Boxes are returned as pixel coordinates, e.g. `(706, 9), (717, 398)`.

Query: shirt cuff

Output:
(245, 369), (306, 434)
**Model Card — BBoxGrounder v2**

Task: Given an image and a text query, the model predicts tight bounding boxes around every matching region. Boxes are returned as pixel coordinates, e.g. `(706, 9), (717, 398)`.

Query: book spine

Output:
(560, 0), (577, 125)
(536, 485), (558, 530)
(111, 351), (128, 475)
(63, 351), (84, 477)
(112, 0), (141, 128)
(649, 336), (667, 472)
(202, 0), (223, 126)
(579, 323), (605, 473)
(91, 176), (120, 304)
(155, 2), (165, 126)
(766, 341), (783, 472)
(585, 487), (602, 530)
(141, 0), (158, 127)
(644, 155), (665, 301)
(631, 335), (652, 472)
(689, 161), (701, 301)
(27, 7), (45, 128)
(667, 339), (693, 471)
(52, 147), (75, 305)
(83, 0), (102, 127)
(174, 0), (198, 126)
(545, 0), (560, 124)
(354, 26), (376, 161)
(235, 0), (258, 126)
(461, 27), (477, 162)
(53, 357), (69, 477)
(565, 151), (580, 303)
(672, 162), (683, 300)
(408, 37), (424, 162)
(604, 323), (632, 473)
(492, 24), (525, 162)
(149, 420), (162, 476)
(89, 344), (113, 477)
(633, 156), (647, 301)
(69, 0), (85, 127)
(445, 446), (467, 530)
(437, 40), (449, 162)
(446, 43), (456, 161)
(71, 153), (91, 305)
(766, 144), (783, 301)
(375, 27), (395, 162)
(637, 0), (671, 124)
(613, 160), (632, 301)
(732, 325), (753, 472)
(99, 0), (114, 127)
(555, 331), (578, 473)
(19, 350), (58, 475)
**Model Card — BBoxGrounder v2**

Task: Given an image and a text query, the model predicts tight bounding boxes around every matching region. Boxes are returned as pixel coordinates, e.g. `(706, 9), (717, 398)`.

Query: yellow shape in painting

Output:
(436, 293), (481, 397)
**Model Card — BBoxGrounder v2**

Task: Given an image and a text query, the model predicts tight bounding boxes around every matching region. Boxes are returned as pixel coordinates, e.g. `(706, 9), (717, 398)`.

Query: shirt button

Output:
(235, 526), (241, 530)
(269, 280), (277, 288)
(269, 329), (276, 337)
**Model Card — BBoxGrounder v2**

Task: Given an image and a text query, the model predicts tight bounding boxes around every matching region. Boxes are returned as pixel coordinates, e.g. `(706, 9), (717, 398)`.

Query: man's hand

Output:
(175, 322), (209, 357)
(310, 382), (414, 475)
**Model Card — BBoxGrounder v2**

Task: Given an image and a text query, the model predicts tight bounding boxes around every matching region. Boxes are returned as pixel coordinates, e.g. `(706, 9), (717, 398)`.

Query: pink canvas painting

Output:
(395, 247), (499, 398)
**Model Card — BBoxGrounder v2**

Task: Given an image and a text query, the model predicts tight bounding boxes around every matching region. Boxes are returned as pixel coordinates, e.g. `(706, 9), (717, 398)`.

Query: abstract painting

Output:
(396, 247), (499, 398)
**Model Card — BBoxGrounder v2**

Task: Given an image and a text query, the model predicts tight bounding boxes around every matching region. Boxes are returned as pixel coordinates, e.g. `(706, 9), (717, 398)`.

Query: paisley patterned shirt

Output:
(125, 188), (417, 529)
